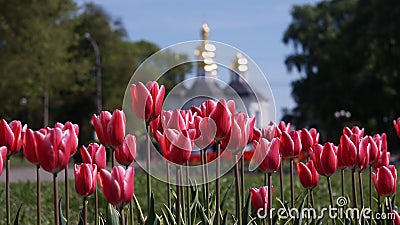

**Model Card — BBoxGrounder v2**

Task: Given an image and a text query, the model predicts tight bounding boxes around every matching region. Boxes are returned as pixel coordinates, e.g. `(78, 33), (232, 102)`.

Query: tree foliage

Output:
(0, 1), (189, 144)
(283, 0), (400, 142)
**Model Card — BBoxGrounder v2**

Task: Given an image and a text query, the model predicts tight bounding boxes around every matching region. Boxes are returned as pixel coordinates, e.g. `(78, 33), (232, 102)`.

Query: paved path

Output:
(0, 166), (74, 183)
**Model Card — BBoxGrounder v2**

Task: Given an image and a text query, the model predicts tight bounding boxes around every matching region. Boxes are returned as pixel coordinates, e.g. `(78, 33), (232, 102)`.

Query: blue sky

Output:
(78, 0), (320, 120)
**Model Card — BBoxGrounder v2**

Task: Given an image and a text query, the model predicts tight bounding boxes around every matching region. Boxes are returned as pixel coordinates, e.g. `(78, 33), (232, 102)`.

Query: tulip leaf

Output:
(133, 194), (146, 224)
(145, 192), (158, 225)
(78, 207), (84, 225)
(163, 204), (176, 224)
(293, 194), (306, 225)
(99, 213), (106, 225)
(161, 210), (171, 225)
(12, 204), (22, 225)
(59, 198), (68, 225)
(221, 211), (228, 225)
(220, 183), (232, 211)
(106, 203), (120, 225)
(197, 203), (210, 225)
(242, 193), (252, 225)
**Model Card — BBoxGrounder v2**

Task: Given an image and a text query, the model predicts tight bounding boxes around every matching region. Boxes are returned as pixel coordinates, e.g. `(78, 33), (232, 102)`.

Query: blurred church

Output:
(164, 24), (270, 128)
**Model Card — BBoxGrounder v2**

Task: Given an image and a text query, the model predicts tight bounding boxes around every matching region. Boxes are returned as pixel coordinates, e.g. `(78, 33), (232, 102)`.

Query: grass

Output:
(0, 162), (399, 225)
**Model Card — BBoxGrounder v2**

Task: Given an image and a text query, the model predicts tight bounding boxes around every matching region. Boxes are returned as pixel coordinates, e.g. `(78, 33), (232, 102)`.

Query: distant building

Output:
(164, 24), (270, 128)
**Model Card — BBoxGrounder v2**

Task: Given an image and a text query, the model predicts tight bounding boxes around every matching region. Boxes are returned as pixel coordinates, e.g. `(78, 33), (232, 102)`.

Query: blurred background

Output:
(0, 0), (399, 148)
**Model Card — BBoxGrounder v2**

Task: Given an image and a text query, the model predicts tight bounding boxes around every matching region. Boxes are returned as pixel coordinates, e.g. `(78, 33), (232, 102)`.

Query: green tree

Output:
(283, 0), (400, 142)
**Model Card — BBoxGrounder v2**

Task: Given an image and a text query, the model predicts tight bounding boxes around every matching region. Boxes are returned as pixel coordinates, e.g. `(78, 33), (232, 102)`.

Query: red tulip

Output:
(252, 127), (262, 142)
(36, 125), (78, 174)
(81, 143), (107, 170)
(22, 125), (40, 165)
(243, 150), (255, 163)
(209, 99), (234, 141)
(251, 138), (281, 173)
(356, 136), (370, 171)
(74, 163), (97, 197)
(343, 126), (364, 137)
(57, 122), (79, 156)
(92, 110), (126, 148)
(250, 186), (274, 213)
(278, 121), (290, 133)
(130, 81), (165, 123)
(115, 134), (136, 167)
(311, 143), (338, 176)
(280, 130), (301, 159)
(297, 161), (319, 189)
(300, 128), (319, 156)
(372, 165), (397, 197)
(373, 148), (390, 170)
(98, 166), (134, 206)
(394, 118), (400, 138)
(0, 146), (7, 175)
(337, 134), (357, 169)
(369, 135), (382, 165)
(199, 99), (217, 117)
(162, 129), (193, 165)
(392, 210), (400, 225)
(0, 119), (22, 156)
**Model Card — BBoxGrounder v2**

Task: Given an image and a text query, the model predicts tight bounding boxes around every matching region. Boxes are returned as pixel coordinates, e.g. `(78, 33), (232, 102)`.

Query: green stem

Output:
(327, 176), (335, 225)
(6, 157), (10, 225)
(234, 155), (242, 225)
(216, 142), (221, 225)
(65, 166), (69, 224)
(54, 173), (60, 225)
(146, 125), (151, 211)
(83, 197), (87, 225)
(37, 165), (41, 225)
(186, 163), (191, 225)
(240, 153), (245, 210)
(358, 171), (364, 209)
(95, 188), (98, 225)
(290, 159), (294, 208)
(352, 168), (358, 208)
(310, 189), (315, 209)
(167, 162), (172, 210)
(341, 169), (345, 197)
(180, 166), (186, 224)
(176, 167), (181, 225)
(268, 173), (272, 225)
(201, 149), (207, 207)
(120, 206), (126, 225)
(369, 165), (372, 225)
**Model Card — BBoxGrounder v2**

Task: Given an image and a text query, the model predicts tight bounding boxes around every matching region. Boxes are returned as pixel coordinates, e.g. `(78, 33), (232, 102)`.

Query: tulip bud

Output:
(74, 163), (97, 197)
(130, 81), (165, 123)
(297, 161), (319, 189)
(250, 138), (280, 173)
(250, 186), (274, 214)
(98, 166), (134, 206)
(311, 143), (338, 177)
(81, 143), (107, 170)
(0, 146), (7, 175)
(372, 165), (397, 197)
(115, 134), (136, 167)
(394, 118), (400, 139)
(0, 119), (22, 156)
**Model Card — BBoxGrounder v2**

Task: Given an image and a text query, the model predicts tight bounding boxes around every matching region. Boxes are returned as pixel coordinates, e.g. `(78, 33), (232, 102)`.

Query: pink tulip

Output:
(115, 134), (136, 167)
(372, 165), (397, 197)
(297, 161), (319, 189)
(92, 110), (126, 148)
(356, 136), (369, 171)
(369, 135), (382, 165)
(98, 166), (134, 206)
(81, 143), (107, 170)
(392, 210), (400, 225)
(252, 138), (281, 173)
(0, 119), (22, 156)
(300, 128), (319, 156)
(393, 117), (400, 138)
(311, 143), (338, 176)
(337, 134), (357, 169)
(22, 125), (40, 165)
(193, 116), (215, 149)
(130, 81), (165, 123)
(278, 121), (290, 133)
(221, 113), (254, 154)
(250, 186), (274, 213)
(209, 99), (234, 141)
(36, 125), (78, 174)
(199, 99), (217, 117)
(74, 163), (97, 197)
(162, 129), (193, 165)
(0, 146), (6, 175)
(373, 148), (390, 170)
(280, 130), (301, 159)
(343, 126), (365, 137)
